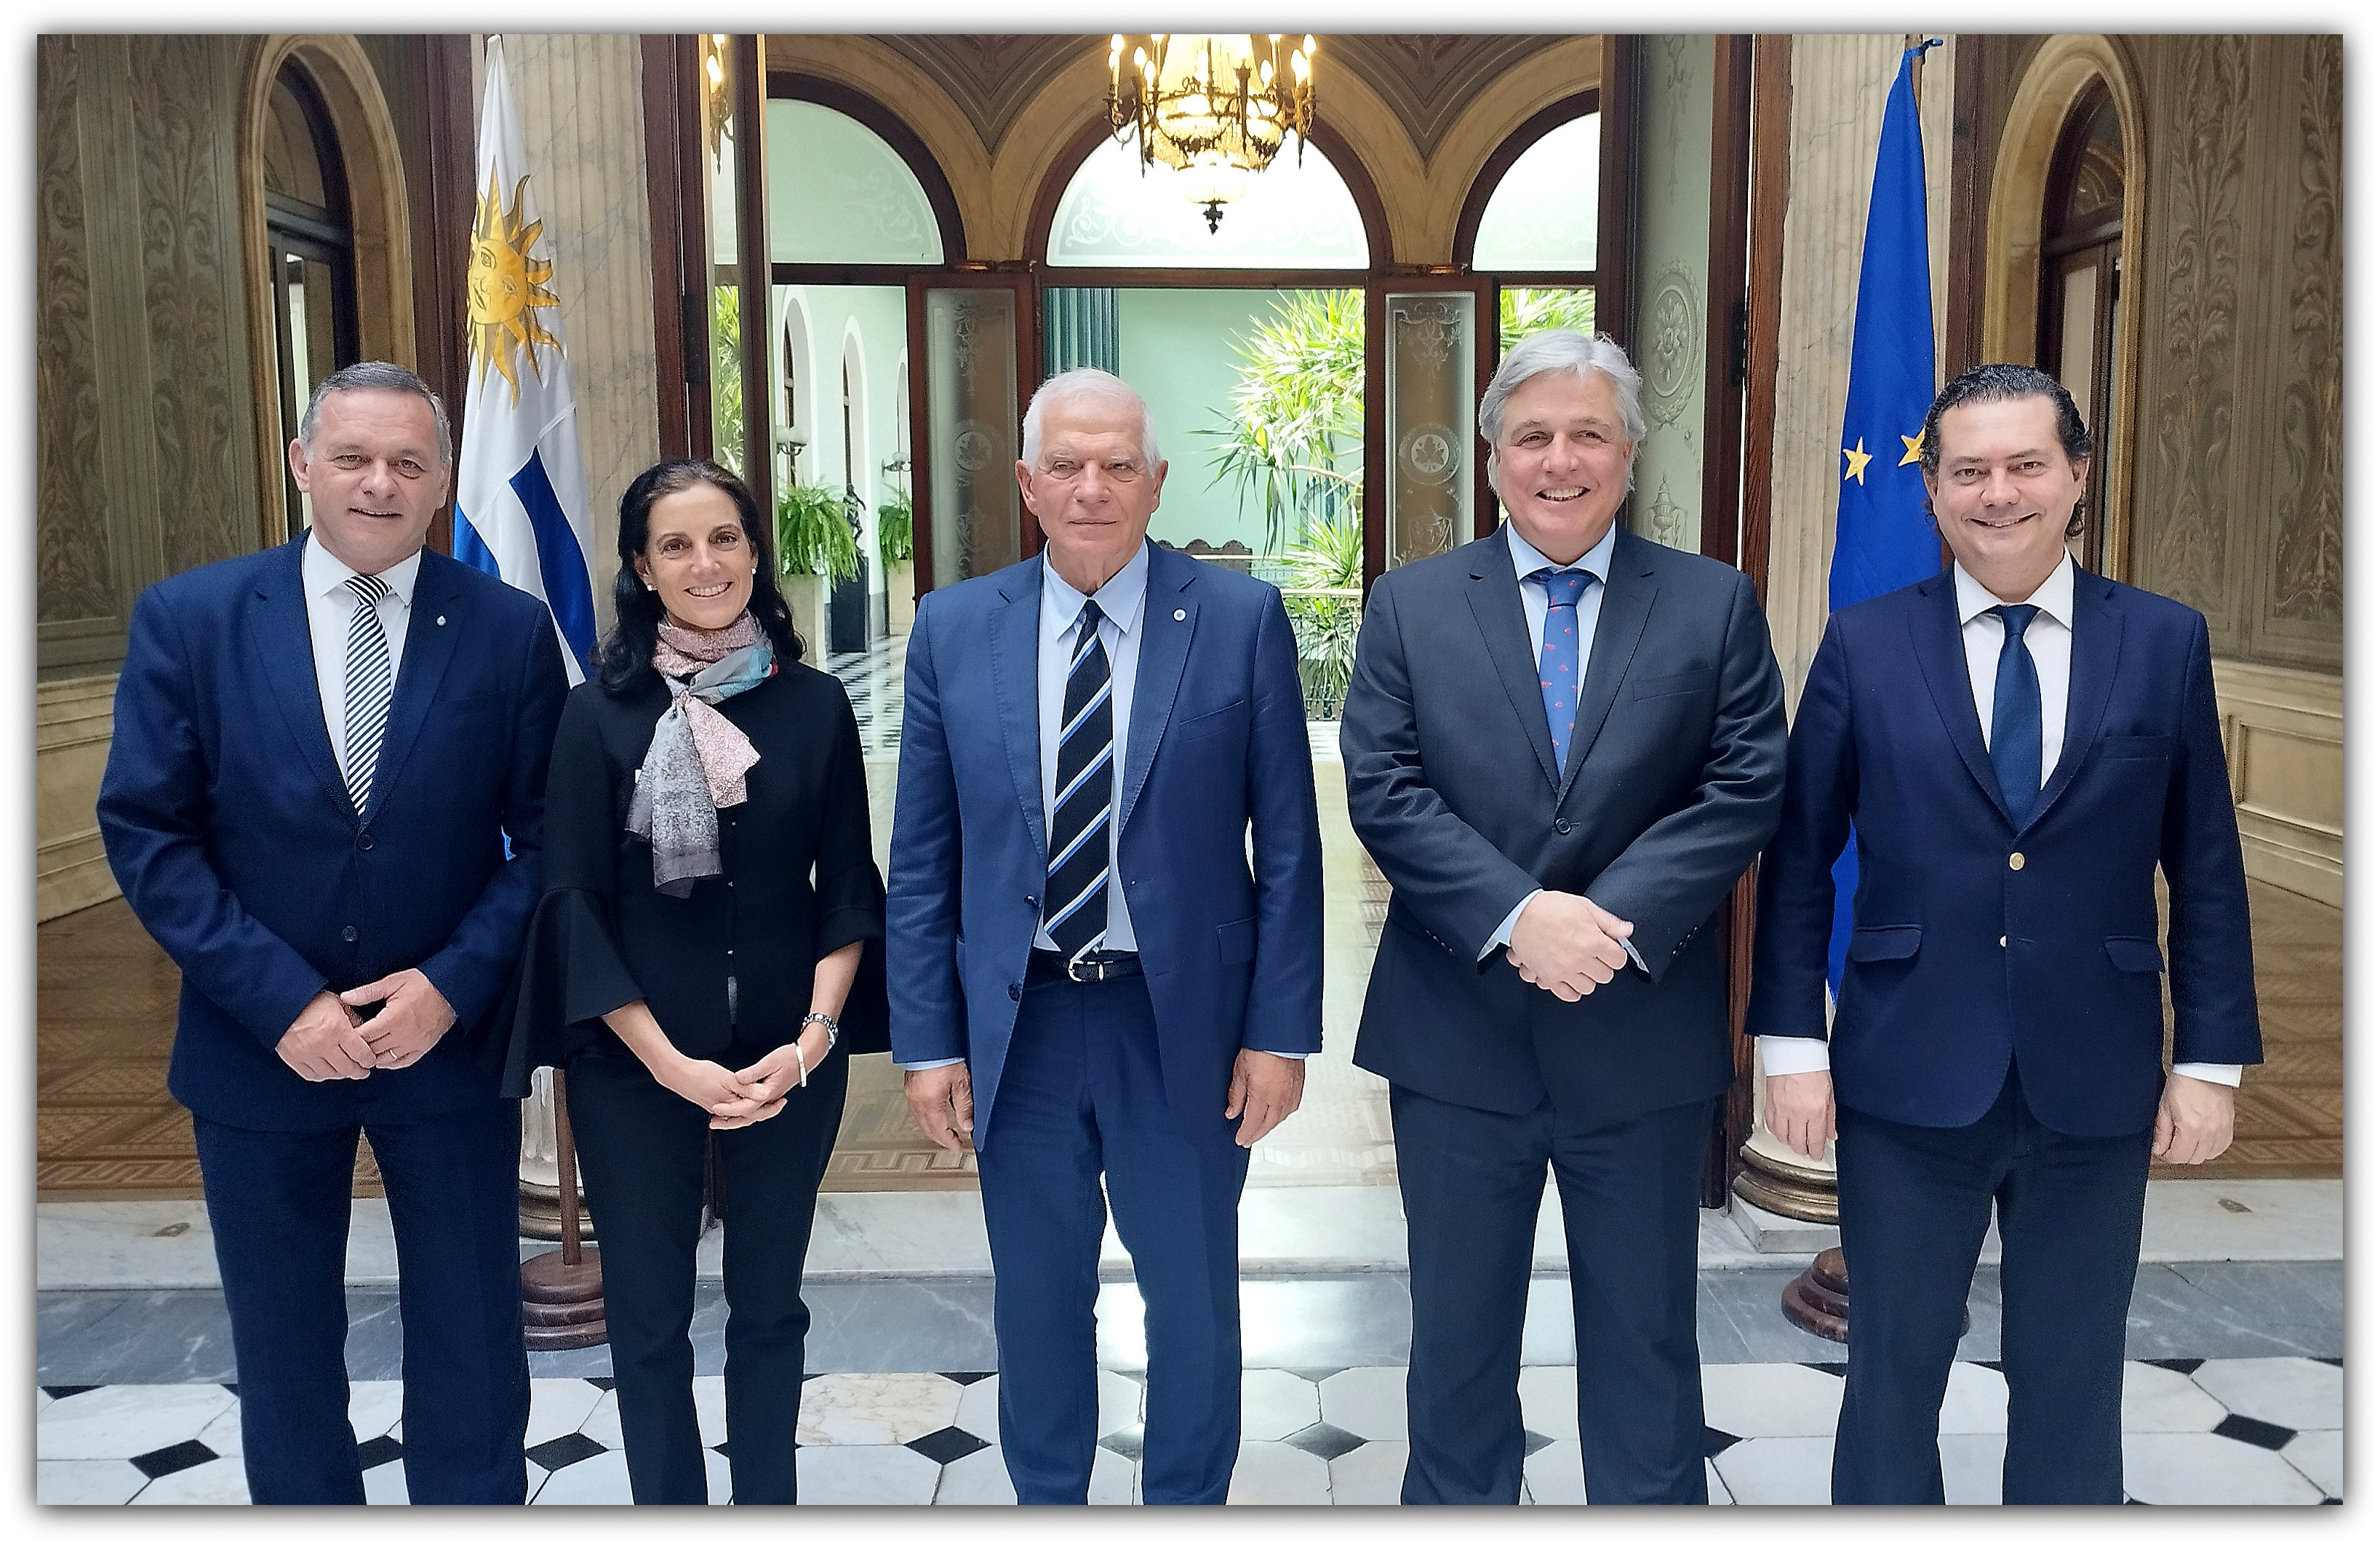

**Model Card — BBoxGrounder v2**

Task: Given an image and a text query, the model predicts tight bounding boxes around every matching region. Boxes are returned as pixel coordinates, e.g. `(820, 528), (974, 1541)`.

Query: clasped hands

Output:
(655, 1018), (836, 1130)
(1506, 890), (1637, 1001)
(274, 968), (457, 1081)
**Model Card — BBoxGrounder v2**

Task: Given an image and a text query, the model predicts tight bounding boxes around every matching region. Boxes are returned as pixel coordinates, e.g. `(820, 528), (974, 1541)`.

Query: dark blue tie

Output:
(1530, 567), (1595, 775)
(1989, 603), (2042, 825)
(1042, 599), (1114, 964)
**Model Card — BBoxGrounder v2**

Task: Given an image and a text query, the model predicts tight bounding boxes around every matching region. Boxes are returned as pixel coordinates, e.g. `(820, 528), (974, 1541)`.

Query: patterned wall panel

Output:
(130, 36), (255, 580)
(2133, 35), (2248, 644)
(2259, 34), (2341, 641)
(36, 37), (116, 631)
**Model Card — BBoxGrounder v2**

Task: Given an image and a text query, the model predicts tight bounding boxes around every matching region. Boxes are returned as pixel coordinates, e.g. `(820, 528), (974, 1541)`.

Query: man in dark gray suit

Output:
(1341, 330), (1786, 1504)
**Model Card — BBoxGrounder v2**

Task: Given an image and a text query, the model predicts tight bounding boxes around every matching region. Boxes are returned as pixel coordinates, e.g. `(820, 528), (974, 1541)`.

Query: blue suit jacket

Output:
(1747, 566), (2261, 1137)
(885, 543), (1324, 1148)
(97, 535), (569, 1130)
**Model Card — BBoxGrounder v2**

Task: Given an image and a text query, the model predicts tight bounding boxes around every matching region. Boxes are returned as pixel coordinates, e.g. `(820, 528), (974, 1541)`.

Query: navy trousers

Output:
(975, 971), (1250, 1504)
(567, 1042), (847, 1504)
(193, 1100), (530, 1505)
(1393, 1085), (1713, 1505)
(1832, 1063), (2152, 1504)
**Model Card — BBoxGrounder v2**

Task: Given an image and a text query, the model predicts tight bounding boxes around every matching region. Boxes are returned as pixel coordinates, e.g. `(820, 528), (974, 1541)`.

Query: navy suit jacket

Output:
(1341, 526), (1788, 1125)
(884, 542), (1324, 1148)
(97, 534), (569, 1130)
(1747, 566), (2261, 1137)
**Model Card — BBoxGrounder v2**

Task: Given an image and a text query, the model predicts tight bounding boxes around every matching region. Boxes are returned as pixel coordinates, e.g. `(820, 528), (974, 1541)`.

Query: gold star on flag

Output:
(1842, 439), (1872, 484)
(1900, 432), (1923, 466)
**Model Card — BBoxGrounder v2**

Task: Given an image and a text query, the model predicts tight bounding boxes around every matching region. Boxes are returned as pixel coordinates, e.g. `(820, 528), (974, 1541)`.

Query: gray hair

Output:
(1478, 330), (1645, 492)
(1021, 367), (1162, 469)
(297, 361), (455, 469)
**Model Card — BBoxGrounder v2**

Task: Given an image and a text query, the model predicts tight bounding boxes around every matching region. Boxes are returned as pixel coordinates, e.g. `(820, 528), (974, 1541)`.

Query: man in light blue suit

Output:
(887, 367), (1324, 1504)
(98, 363), (567, 1503)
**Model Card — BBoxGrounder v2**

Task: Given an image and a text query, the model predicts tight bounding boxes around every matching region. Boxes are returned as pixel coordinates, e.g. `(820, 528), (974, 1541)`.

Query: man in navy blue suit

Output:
(1750, 364), (2261, 1504)
(887, 367), (1324, 1504)
(98, 362), (567, 1504)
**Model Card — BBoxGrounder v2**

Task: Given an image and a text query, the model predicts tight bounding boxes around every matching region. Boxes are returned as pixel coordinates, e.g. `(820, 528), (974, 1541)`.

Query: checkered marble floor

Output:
(35, 1356), (2341, 1505)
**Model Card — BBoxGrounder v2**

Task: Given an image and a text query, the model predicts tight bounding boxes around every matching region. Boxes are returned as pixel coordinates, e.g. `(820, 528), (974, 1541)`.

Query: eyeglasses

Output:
(1036, 456), (1148, 484)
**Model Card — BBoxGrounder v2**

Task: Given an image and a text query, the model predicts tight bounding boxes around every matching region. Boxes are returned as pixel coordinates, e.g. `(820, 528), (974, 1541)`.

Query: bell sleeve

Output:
(813, 684), (891, 1056)
(487, 686), (650, 1096)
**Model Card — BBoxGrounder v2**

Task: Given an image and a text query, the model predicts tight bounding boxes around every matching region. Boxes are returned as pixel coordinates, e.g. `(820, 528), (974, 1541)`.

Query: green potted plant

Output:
(775, 483), (859, 652)
(876, 458), (915, 635)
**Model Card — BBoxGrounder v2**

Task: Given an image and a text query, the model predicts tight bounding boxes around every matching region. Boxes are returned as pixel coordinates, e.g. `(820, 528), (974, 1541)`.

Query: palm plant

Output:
(711, 287), (743, 476)
(1279, 516), (1365, 719)
(1196, 289), (1365, 555)
(876, 456), (914, 567)
(1498, 287), (1598, 353)
(776, 483), (861, 583)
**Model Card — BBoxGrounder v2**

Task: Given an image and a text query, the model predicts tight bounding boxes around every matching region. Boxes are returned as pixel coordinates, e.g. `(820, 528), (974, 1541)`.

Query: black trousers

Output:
(567, 1042), (847, 1504)
(1832, 1063), (2152, 1504)
(1393, 1084), (1714, 1504)
(193, 1101), (530, 1505)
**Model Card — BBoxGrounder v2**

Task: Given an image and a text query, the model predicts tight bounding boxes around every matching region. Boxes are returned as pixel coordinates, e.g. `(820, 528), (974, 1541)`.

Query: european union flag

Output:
(1826, 40), (1942, 994)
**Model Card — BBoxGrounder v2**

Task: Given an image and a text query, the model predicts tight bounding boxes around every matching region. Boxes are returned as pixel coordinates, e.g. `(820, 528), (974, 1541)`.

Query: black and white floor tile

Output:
(818, 639), (904, 759)
(35, 1355), (2342, 1505)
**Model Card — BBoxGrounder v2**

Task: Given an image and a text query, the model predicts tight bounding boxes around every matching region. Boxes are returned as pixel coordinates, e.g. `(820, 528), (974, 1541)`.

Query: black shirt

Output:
(497, 657), (888, 1090)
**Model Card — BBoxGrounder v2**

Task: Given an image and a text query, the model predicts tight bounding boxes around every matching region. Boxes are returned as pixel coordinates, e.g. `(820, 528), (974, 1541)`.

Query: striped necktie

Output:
(1042, 599), (1114, 964)
(342, 572), (394, 815)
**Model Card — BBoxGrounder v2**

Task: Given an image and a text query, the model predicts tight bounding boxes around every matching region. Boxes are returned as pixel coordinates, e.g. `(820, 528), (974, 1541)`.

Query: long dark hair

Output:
(592, 459), (804, 692)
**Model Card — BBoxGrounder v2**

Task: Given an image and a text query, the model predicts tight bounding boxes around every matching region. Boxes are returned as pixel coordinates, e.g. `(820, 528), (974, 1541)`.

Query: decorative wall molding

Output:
(1331, 34), (1572, 162)
(37, 676), (124, 921)
(2211, 658), (2341, 908)
(36, 38), (116, 632)
(2265, 33), (2341, 630)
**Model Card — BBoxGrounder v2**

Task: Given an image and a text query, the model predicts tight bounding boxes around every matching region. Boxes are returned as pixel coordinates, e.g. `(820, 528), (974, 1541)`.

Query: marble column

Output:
(1741, 33), (1957, 1227)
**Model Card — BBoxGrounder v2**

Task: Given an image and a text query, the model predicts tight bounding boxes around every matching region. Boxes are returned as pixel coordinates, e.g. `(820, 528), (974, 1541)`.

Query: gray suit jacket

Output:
(1340, 524), (1787, 1122)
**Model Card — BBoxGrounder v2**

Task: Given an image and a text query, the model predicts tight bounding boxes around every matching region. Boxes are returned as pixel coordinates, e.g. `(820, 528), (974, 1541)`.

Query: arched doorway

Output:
(2037, 83), (2125, 576)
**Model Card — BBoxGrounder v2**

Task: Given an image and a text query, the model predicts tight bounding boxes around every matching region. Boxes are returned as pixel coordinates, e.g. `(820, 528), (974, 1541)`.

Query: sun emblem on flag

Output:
(468, 170), (562, 404)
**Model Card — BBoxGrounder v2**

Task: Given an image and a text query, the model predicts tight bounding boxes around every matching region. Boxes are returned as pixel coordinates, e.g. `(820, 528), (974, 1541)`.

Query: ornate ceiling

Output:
(868, 33), (1576, 161)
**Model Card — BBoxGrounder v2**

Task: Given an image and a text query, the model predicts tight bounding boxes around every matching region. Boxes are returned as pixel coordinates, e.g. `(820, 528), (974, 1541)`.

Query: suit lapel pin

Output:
(436, 615), (447, 626)
(1174, 609), (1186, 621)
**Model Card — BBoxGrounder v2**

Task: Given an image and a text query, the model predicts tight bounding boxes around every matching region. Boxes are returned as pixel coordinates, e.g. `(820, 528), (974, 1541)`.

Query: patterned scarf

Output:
(627, 613), (776, 896)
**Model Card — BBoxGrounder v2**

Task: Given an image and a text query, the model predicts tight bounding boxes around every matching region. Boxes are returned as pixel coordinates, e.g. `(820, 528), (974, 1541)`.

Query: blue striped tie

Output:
(1042, 599), (1114, 963)
(342, 572), (394, 815)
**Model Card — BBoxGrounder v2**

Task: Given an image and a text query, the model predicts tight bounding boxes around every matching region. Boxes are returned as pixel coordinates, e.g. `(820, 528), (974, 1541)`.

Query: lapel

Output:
(2022, 567), (2123, 834)
(1464, 530), (1562, 791)
(1906, 569), (2013, 824)
(1119, 543), (1196, 833)
(359, 548), (466, 823)
(988, 555), (1047, 858)
(248, 535), (352, 819)
(1558, 528), (1656, 803)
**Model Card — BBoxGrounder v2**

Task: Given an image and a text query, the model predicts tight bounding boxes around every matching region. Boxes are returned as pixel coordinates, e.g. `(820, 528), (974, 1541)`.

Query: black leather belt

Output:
(1027, 949), (1143, 984)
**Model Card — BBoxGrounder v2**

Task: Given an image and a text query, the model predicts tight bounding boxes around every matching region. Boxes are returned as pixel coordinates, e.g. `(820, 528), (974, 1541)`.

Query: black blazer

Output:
(494, 656), (889, 1094)
(1340, 526), (1787, 1124)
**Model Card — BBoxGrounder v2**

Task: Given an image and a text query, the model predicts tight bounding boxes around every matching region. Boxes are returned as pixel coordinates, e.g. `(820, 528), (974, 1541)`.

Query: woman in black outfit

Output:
(506, 458), (887, 1504)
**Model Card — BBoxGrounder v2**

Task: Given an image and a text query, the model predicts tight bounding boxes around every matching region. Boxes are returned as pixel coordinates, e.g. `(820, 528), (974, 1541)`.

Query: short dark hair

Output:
(1918, 362), (2093, 539)
(297, 361), (454, 468)
(592, 459), (804, 692)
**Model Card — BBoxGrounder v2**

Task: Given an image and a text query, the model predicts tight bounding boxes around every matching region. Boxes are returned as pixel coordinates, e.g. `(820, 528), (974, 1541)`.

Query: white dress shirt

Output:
(303, 535), (421, 790)
(1760, 554), (2237, 1087)
(1484, 521), (1645, 972)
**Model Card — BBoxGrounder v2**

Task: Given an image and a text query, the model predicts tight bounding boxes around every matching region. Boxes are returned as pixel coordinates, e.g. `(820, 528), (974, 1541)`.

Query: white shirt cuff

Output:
(1255, 1050), (1311, 1059)
(1758, 1035), (1832, 1075)
(1482, 892), (1538, 959)
(898, 1056), (965, 1071)
(2171, 1062), (2242, 1088)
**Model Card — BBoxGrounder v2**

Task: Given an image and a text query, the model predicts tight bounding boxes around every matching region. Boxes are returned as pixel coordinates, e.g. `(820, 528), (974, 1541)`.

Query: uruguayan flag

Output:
(452, 34), (597, 684)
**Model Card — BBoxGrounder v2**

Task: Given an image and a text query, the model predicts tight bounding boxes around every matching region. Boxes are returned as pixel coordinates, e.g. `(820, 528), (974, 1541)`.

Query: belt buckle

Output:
(1066, 955), (1101, 983)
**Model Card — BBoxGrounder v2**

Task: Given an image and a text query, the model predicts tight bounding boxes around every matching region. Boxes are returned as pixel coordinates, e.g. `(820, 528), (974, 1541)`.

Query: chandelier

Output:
(1108, 33), (1317, 233)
